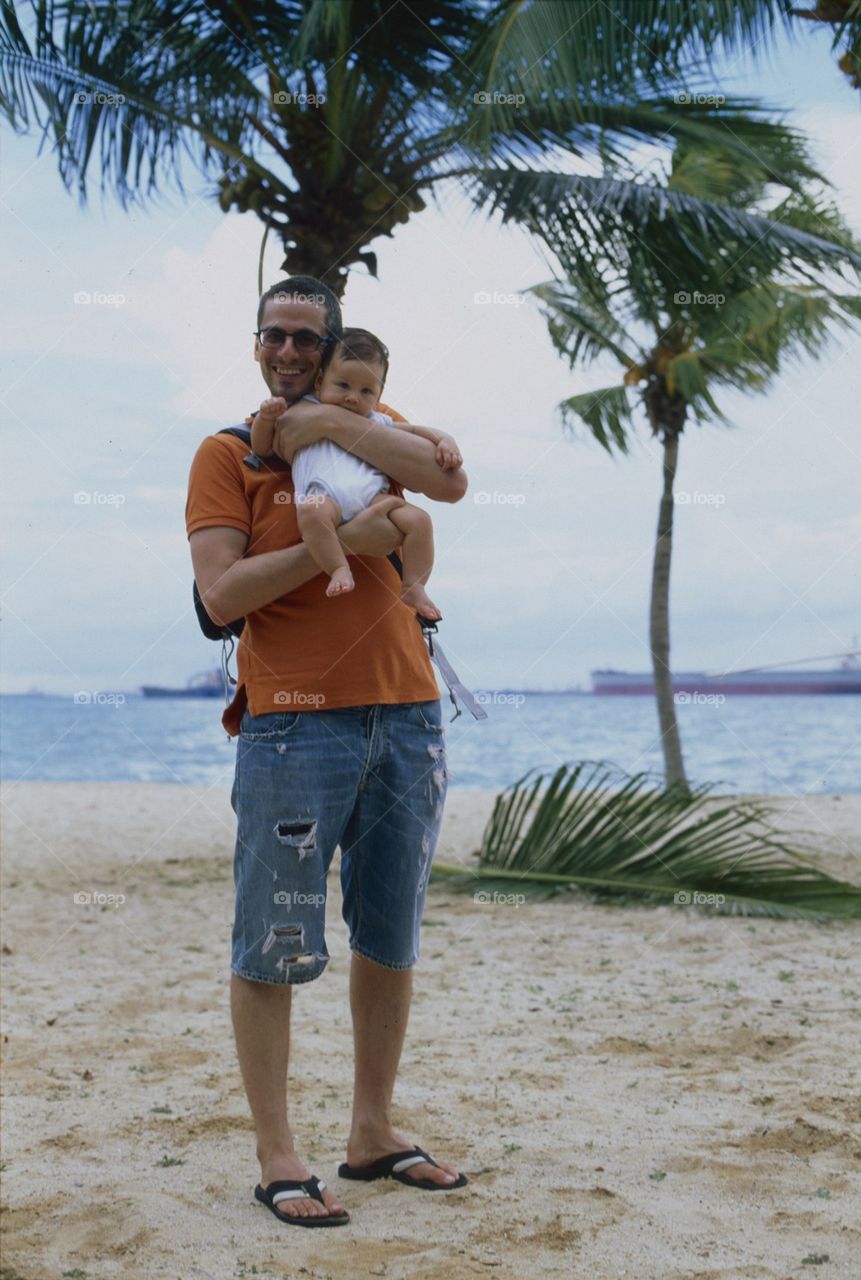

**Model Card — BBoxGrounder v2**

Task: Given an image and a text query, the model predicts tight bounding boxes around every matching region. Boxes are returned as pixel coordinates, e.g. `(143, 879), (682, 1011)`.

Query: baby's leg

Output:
(249, 396), (287, 458)
(297, 489), (354, 596)
(372, 493), (442, 621)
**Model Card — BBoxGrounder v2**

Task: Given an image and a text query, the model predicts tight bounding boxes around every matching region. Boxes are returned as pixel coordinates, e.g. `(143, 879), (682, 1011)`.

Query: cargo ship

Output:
(141, 669), (233, 698)
(592, 648), (861, 696)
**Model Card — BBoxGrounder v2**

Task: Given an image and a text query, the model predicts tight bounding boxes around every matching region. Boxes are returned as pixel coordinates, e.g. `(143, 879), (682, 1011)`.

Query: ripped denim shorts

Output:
(229, 700), (448, 984)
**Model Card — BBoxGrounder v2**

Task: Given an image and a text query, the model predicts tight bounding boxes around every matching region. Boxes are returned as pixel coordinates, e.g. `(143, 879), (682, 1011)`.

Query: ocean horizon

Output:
(2, 691), (858, 795)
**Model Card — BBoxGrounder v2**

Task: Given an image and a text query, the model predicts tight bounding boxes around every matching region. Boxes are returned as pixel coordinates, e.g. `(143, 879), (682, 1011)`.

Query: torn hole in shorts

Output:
(417, 829), (435, 895)
(274, 818), (317, 859)
(426, 744), (447, 818)
(261, 922), (319, 970)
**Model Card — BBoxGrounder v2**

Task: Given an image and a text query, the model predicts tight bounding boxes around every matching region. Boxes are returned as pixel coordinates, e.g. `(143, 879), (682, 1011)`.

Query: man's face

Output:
(254, 296), (329, 402)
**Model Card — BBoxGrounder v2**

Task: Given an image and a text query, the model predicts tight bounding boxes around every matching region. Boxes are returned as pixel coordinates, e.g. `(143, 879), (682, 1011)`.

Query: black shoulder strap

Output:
(193, 579), (244, 640)
(192, 426), (254, 640)
(219, 424), (252, 443)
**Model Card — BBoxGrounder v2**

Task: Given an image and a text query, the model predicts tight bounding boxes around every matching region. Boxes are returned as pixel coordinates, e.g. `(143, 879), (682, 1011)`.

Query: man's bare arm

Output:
(191, 496), (406, 623)
(394, 422), (441, 444)
(274, 401), (468, 501)
(394, 422), (462, 470)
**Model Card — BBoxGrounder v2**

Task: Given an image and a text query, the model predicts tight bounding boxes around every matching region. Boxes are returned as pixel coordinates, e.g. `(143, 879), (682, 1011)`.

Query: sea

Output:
(1, 692), (858, 795)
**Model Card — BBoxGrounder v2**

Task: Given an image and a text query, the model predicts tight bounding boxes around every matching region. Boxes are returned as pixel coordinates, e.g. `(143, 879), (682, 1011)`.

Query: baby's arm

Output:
(392, 422), (462, 471)
(249, 396), (287, 457)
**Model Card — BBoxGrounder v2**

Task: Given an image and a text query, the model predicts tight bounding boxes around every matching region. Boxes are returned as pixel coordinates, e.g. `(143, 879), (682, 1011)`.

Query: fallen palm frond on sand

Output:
(430, 761), (861, 919)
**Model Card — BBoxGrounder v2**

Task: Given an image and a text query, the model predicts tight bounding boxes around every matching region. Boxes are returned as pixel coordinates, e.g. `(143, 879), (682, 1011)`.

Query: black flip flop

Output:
(254, 1174), (350, 1226)
(337, 1145), (468, 1191)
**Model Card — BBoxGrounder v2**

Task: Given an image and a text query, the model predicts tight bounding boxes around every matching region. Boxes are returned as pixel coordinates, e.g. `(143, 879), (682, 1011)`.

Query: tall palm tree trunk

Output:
(650, 429), (689, 792)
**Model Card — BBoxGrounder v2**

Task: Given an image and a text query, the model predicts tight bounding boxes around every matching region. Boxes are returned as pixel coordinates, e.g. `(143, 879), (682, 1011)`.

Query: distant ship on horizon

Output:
(141, 669), (233, 699)
(592, 647), (861, 696)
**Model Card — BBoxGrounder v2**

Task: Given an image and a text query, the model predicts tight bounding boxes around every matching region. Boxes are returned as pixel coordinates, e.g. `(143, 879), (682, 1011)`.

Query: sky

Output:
(1, 19), (860, 695)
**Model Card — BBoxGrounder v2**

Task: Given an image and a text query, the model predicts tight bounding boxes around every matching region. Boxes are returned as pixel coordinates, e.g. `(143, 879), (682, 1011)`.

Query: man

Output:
(186, 276), (468, 1226)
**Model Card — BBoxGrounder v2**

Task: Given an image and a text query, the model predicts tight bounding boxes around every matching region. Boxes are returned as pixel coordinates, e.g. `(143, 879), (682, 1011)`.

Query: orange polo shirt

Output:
(185, 405), (439, 735)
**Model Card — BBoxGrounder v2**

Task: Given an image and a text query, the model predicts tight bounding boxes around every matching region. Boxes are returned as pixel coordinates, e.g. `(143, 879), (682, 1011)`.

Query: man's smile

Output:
(254, 296), (329, 398)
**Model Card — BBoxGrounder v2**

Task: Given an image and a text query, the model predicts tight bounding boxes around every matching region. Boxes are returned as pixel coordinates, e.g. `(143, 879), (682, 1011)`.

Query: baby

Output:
(249, 328), (461, 621)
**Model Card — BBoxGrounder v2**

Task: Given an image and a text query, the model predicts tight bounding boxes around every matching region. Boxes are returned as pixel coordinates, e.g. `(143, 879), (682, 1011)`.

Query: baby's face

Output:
(316, 352), (385, 417)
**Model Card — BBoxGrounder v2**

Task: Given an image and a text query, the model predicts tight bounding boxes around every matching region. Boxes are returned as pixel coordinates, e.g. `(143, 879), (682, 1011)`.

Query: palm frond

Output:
(471, 1), (791, 121)
(662, 352), (728, 420)
(726, 281), (860, 357)
(529, 281), (639, 369)
(768, 188), (861, 256)
(679, 283), (861, 398)
(0, 3), (263, 201)
(471, 94), (819, 185)
(472, 170), (861, 284)
(431, 762), (861, 919)
(558, 386), (635, 456)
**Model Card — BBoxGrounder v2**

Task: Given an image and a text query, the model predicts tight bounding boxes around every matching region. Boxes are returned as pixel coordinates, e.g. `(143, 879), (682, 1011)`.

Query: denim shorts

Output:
(229, 700), (448, 985)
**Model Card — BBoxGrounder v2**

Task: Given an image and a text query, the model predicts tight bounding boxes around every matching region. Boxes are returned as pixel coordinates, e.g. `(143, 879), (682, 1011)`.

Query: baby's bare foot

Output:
(401, 584), (442, 621)
(327, 566), (355, 597)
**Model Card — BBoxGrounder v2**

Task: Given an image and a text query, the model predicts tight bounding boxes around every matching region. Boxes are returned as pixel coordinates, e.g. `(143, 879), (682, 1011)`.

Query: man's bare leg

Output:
(345, 953), (460, 1186)
(369, 492), (442, 621)
(230, 973), (346, 1218)
(297, 492), (354, 596)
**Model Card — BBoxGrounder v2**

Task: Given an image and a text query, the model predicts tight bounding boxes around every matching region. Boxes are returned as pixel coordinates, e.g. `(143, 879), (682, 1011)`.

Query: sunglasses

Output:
(254, 326), (333, 354)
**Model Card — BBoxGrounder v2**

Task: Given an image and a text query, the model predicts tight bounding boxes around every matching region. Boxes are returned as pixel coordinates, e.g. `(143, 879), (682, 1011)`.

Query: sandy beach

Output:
(1, 781), (860, 1279)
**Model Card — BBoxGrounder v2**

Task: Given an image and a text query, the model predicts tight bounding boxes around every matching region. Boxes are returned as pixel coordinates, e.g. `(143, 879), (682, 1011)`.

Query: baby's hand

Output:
(255, 396), (287, 421)
(249, 397), (288, 457)
(434, 433), (462, 471)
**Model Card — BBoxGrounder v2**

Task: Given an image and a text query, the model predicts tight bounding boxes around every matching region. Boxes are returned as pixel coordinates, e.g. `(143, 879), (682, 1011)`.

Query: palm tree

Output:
(480, 143), (861, 790)
(0, 0), (849, 297)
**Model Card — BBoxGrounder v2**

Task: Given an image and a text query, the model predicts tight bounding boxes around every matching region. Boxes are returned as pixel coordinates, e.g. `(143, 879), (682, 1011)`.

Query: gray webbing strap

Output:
(420, 625), (488, 721)
(384, 551), (486, 721)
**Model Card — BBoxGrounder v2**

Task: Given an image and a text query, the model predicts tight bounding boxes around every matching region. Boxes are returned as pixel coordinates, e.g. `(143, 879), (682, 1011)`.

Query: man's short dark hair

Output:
(335, 327), (390, 383)
(257, 276), (343, 338)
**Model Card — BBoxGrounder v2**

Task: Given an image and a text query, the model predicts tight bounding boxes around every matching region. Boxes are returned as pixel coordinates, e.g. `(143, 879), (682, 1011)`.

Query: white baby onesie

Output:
(290, 401), (394, 523)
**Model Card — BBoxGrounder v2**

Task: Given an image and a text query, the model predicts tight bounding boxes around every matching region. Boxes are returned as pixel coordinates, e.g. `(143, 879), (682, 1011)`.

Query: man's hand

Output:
(271, 399), (328, 463)
(434, 432), (463, 472)
(338, 496), (405, 557)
